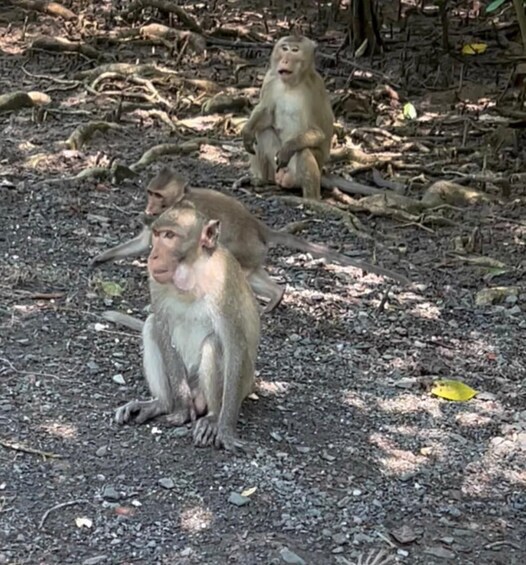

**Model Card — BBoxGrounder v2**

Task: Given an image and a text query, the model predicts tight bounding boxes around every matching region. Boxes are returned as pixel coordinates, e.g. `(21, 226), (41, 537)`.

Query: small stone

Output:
(477, 391), (496, 401)
(332, 533), (347, 545)
(331, 546), (344, 554)
(424, 546), (456, 559)
(279, 547), (306, 565)
(82, 557), (108, 565)
(270, 431), (283, 442)
(440, 536), (454, 545)
(180, 548), (192, 557)
(320, 451), (336, 462)
(296, 446), (311, 454)
(95, 445), (108, 457)
(158, 478), (175, 490)
(86, 361), (99, 372)
(112, 374), (126, 385)
(228, 492), (250, 506)
(509, 305), (521, 315)
(102, 486), (120, 502)
(352, 489), (362, 496)
(391, 525), (418, 544)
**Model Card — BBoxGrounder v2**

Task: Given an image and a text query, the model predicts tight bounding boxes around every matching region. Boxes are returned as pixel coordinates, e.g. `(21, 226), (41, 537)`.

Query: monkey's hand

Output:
(275, 142), (296, 170)
(241, 126), (256, 155)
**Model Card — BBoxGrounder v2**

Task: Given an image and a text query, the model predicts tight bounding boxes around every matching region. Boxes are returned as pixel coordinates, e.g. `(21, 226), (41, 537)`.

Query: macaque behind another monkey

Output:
(92, 168), (410, 313)
(114, 205), (260, 451)
(241, 35), (334, 200)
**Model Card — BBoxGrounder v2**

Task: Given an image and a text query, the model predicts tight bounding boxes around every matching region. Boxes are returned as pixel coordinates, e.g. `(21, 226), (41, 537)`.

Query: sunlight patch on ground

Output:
(371, 433), (428, 474)
(377, 395), (443, 418)
(199, 144), (230, 165)
(40, 421), (77, 439)
(256, 380), (290, 396)
(179, 505), (213, 533)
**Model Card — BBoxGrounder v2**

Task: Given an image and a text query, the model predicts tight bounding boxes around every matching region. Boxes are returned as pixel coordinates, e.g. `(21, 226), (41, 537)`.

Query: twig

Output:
(0, 439), (62, 459)
(39, 499), (91, 529)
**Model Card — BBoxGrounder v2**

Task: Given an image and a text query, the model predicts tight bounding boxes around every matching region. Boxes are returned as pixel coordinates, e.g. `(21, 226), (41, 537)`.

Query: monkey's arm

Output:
(91, 227), (151, 266)
(241, 103), (274, 154)
(276, 127), (326, 169)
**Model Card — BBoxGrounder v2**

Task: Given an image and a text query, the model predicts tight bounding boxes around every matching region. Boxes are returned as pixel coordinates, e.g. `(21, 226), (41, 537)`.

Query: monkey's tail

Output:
(268, 229), (410, 286)
(101, 310), (145, 332)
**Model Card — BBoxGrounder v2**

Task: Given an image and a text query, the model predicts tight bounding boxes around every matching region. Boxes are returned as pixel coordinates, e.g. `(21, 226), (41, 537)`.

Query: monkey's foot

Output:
(115, 399), (164, 425)
(165, 405), (196, 427)
(193, 415), (218, 447)
(274, 168), (295, 189)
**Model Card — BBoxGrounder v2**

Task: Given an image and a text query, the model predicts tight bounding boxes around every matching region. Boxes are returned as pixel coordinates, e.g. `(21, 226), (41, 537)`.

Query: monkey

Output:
(240, 35), (334, 201)
(114, 204), (260, 452)
(91, 168), (410, 313)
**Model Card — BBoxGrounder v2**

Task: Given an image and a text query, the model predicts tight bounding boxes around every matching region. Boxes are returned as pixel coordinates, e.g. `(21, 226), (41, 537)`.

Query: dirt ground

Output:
(1, 1), (525, 564)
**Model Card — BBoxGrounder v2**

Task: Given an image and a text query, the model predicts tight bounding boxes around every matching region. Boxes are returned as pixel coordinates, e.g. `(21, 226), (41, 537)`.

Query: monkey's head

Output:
(145, 167), (190, 217)
(271, 35), (316, 86)
(148, 204), (221, 287)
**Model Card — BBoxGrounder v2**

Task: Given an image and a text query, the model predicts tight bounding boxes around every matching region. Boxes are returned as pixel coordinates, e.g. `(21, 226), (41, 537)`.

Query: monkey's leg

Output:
(275, 149), (321, 200)
(247, 267), (285, 313)
(193, 338), (223, 448)
(115, 315), (192, 425)
(91, 227), (151, 266)
(251, 128), (280, 183)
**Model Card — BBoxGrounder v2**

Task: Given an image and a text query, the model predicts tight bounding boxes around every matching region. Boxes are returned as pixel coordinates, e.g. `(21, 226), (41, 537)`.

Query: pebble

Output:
(102, 486), (120, 502)
(95, 445), (108, 457)
(112, 374), (126, 385)
(424, 546), (456, 559)
(279, 547), (305, 565)
(228, 492), (250, 507)
(158, 478), (175, 490)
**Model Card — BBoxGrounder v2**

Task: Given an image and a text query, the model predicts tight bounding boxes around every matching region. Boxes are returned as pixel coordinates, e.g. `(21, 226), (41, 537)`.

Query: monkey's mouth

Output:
(278, 69), (292, 76)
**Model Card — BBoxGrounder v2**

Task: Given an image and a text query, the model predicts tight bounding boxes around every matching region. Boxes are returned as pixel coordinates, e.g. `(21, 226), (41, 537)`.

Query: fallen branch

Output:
(0, 91), (51, 113)
(9, 0), (76, 20)
(0, 438), (62, 459)
(39, 499), (91, 529)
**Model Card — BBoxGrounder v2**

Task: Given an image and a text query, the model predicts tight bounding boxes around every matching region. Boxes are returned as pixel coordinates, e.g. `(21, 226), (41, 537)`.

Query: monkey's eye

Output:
(282, 45), (288, 52)
(291, 46), (299, 53)
(164, 231), (177, 240)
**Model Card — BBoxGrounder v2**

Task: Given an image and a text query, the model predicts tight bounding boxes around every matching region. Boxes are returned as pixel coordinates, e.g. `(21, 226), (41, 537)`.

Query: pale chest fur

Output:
(159, 293), (215, 375)
(271, 83), (308, 141)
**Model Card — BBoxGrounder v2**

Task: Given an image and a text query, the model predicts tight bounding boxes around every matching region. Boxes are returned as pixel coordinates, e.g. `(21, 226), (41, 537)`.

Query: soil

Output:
(1, 2), (525, 565)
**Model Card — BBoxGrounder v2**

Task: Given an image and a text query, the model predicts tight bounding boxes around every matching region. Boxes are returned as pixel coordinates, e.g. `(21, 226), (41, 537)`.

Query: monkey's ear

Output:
(200, 219), (221, 249)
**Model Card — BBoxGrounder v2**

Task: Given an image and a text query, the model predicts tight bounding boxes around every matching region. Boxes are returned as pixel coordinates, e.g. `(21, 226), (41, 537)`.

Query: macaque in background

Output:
(114, 204), (260, 452)
(241, 35), (334, 200)
(92, 168), (409, 313)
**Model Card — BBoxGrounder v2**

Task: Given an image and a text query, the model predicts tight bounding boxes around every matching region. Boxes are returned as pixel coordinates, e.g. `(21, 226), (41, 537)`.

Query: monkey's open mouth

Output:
(278, 69), (292, 76)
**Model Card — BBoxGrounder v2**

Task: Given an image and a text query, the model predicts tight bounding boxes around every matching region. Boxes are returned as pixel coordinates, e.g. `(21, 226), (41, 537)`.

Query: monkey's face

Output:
(145, 179), (187, 216)
(272, 37), (315, 86)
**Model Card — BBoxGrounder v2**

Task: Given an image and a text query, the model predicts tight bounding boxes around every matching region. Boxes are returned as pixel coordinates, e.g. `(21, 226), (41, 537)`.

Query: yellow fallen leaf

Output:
(241, 486), (257, 497)
(431, 380), (477, 401)
(100, 280), (124, 297)
(403, 102), (417, 120)
(462, 43), (487, 55)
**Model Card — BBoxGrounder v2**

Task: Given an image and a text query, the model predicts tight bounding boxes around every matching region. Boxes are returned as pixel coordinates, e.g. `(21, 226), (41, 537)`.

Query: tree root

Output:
(277, 194), (378, 244)
(201, 94), (249, 115)
(9, 0), (76, 20)
(0, 91), (51, 113)
(66, 121), (121, 150)
(130, 138), (210, 172)
(140, 23), (205, 52)
(126, 0), (203, 34)
(31, 36), (101, 59)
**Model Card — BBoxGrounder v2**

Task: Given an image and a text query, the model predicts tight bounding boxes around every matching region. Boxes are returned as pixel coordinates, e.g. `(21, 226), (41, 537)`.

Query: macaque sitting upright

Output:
(114, 204), (261, 451)
(241, 35), (334, 200)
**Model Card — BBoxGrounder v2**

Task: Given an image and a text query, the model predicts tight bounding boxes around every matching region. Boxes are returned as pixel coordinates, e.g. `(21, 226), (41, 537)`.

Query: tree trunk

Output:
(350, 0), (383, 55)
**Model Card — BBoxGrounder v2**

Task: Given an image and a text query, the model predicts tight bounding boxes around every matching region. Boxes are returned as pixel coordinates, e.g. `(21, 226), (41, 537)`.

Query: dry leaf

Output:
(241, 486), (257, 497)
(431, 380), (477, 401)
(462, 43), (487, 55)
